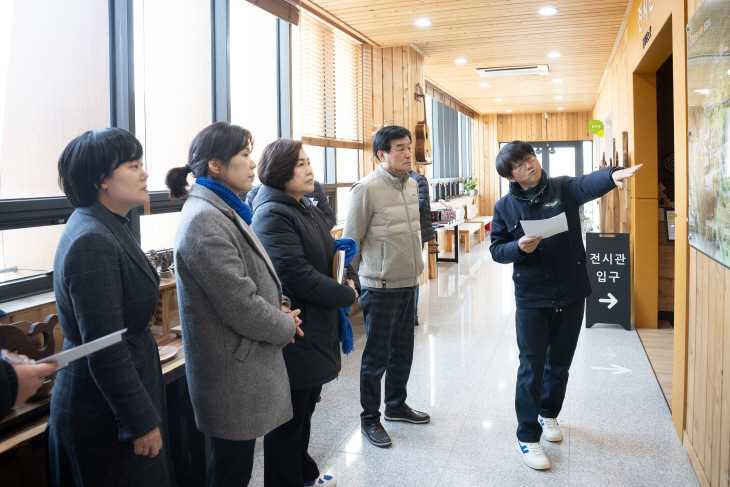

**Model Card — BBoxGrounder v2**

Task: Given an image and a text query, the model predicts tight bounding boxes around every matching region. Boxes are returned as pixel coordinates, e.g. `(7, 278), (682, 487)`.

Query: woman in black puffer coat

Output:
(251, 138), (359, 487)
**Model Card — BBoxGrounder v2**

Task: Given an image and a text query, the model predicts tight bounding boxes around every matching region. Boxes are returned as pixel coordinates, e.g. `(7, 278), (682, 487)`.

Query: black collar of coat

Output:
(251, 184), (313, 215)
(75, 202), (160, 288)
(508, 170), (549, 202)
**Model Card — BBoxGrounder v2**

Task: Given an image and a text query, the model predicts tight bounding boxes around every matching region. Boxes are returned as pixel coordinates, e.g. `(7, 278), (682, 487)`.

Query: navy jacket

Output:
(251, 185), (359, 389)
(490, 168), (617, 309)
(246, 180), (336, 230)
(409, 170), (436, 244)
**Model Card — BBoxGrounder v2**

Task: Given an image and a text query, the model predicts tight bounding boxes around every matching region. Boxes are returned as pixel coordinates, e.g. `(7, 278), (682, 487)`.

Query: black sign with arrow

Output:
(585, 233), (631, 330)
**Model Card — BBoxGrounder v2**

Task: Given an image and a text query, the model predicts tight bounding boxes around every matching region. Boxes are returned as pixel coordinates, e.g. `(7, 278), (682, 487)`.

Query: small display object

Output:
(664, 208), (676, 242)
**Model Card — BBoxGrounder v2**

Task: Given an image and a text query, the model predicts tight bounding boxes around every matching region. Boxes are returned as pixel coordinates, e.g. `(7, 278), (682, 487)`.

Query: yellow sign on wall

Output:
(589, 120), (605, 137)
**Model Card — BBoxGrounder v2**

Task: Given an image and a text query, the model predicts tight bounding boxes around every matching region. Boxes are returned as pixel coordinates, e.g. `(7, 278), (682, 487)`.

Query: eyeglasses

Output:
(512, 155), (537, 173)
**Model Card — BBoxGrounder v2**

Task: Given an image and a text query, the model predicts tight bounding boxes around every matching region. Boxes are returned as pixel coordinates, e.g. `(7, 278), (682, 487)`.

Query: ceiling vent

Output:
(476, 65), (549, 78)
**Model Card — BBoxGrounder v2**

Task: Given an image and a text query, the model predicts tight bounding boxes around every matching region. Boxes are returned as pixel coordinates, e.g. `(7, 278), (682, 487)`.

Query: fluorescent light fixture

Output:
(479, 82), (490, 87)
(557, 107), (564, 110)
(414, 19), (432, 27)
(495, 98), (503, 102)
(454, 58), (467, 64)
(694, 89), (710, 94)
(506, 109), (513, 112)
(552, 79), (562, 83)
(539, 7), (558, 15)
(555, 96), (563, 99)
(547, 52), (561, 58)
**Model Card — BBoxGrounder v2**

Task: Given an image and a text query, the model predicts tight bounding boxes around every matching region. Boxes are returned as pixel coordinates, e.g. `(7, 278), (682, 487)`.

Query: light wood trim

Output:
(301, 136), (364, 150)
(299, 0), (379, 47)
(685, 431), (713, 487)
(245, 0), (299, 25)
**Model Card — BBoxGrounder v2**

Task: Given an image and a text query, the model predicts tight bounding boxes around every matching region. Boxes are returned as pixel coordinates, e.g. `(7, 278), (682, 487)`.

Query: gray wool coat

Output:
(174, 184), (297, 441)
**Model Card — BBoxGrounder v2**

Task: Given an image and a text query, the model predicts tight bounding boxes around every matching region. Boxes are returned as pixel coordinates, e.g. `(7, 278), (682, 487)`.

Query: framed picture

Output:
(664, 208), (676, 242)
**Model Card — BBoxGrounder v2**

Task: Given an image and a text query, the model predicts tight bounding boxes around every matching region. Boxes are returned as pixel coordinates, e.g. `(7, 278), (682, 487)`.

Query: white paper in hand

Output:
(520, 212), (569, 239)
(36, 329), (127, 371)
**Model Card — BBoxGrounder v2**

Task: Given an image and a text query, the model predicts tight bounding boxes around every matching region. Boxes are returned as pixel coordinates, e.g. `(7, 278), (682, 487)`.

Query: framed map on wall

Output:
(687, 0), (730, 269)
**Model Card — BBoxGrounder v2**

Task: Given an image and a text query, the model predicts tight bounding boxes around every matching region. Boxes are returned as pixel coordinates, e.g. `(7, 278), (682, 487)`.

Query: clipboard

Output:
(36, 328), (128, 371)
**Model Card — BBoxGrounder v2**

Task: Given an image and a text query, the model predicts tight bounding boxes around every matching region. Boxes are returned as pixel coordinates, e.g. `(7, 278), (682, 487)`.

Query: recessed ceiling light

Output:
(454, 58), (467, 64)
(555, 96), (563, 99)
(554, 89), (563, 92)
(547, 52), (561, 58)
(506, 109), (513, 113)
(553, 79), (562, 83)
(539, 7), (558, 15)
(480, 82), (490, 87)
(414, 19), (432, 27)
(727, 69), (730, 76)
(694, 89), (710, 94)
(557, 107), (564, 110)
(495, 98), (503, 102)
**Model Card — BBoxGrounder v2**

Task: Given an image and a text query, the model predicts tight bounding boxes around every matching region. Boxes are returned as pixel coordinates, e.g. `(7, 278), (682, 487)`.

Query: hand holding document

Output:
(520, 212), (569, 239)
(35, 329), (128, 371)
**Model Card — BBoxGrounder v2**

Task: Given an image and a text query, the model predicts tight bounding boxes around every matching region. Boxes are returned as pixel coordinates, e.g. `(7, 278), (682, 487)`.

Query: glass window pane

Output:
(140, 212), (182, 253)
(0, 1), (109, 199)
(336, 186), (351, 223)
(303, 145), (325, 184)
(548, 147), (576, 178)
(336, 148), (359, 183)
(0, 225), (65, 282)
(134, 0), (212, 191)
(230, 0), (278, 165)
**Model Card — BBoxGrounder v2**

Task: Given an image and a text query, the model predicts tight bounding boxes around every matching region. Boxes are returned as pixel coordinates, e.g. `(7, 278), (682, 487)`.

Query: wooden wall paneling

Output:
(687, 249), (697, 447)
(699, 253), (709, 468)
(402, 47), (410, 133)
(716, 264), (730, 487)
(711, 261), (725, 486)
(705, 258), (717, 474)
(694, 251), (704, 447)
(391, 48), (403, 127)
(371, 47), (383, 173)
(382, 48), (393, 125)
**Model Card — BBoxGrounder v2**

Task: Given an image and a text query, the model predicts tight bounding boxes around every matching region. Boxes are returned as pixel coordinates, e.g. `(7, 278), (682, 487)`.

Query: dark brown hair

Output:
(58, 128), (143, 208)
(165, 122), (253, 199)
(257, 139), (304, 191)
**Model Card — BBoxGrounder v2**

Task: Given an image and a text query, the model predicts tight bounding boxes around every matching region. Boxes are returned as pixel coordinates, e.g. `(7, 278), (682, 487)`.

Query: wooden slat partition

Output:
(495, 112), (592, 142)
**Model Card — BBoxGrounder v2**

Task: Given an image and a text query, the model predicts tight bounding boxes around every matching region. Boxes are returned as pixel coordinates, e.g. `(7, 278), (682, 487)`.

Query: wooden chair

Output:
(0, 314), (60, 360)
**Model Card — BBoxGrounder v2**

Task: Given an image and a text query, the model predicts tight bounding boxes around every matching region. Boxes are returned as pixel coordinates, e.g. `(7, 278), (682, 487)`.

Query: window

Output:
(0, 1), (109, 293)
(428, 96), (473, 200)
(133, 0), (212, 192)
(230, 0), (279, 164)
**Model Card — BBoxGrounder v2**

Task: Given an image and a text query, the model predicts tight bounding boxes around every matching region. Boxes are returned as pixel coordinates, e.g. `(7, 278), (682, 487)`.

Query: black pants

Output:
(206, 436), (256, 487)
(264, 385), (322, 486)
(359, 288), (416, 424)
(514, 300), (584, 442)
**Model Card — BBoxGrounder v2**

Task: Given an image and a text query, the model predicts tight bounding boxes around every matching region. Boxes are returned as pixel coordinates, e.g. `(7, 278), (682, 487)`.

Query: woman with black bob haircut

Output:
(48, 128), (176, 486)
(251, 139), (360, 487)
(168, 122), (303, 487)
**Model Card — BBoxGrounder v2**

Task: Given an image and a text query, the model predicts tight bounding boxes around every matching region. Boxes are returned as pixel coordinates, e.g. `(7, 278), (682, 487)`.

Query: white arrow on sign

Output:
(591, 364), (632, 375)
(599, 293), (618, 309)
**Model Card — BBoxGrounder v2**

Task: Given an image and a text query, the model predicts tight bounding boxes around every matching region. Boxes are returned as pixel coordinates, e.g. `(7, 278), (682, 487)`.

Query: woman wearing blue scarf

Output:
(166, 122), (303, 487)
(251, 139), (360, 487)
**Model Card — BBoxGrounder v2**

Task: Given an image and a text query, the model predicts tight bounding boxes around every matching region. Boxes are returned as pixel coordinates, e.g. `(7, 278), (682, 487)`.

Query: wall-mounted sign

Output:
(588, 120), (605, 137)
(637, 0), (656, 33)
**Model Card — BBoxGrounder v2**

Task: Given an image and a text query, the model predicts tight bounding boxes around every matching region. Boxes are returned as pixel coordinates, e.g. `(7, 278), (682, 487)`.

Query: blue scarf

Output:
(334, 238), (358, 355)
(196, 177), (253, 225)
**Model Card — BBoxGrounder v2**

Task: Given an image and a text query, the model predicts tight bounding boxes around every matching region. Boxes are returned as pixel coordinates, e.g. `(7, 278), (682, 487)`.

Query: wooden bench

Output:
(466, 215), (493, 237)
(446, 222), (483, 253)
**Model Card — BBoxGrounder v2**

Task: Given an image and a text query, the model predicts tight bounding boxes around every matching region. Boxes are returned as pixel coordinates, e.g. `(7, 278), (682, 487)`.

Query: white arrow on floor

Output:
(591, 364), (632, 374)
(599, 293), (618, 309)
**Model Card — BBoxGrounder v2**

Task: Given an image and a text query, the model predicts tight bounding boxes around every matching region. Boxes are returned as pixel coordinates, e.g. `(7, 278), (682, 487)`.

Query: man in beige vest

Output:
(343, 125), (429, 449)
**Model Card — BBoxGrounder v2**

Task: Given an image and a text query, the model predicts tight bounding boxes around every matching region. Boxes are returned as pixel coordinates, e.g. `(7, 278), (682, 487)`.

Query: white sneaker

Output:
(538, 415), (563, 442)
(517, 440), (551, 470)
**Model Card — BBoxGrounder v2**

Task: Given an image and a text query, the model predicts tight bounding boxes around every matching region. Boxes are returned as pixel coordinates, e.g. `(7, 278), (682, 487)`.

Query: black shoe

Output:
(317, 395), (322, 403)
(361, 422), (392, 448)
(415, 318), (419, 326)
(384, 405), (430, 424)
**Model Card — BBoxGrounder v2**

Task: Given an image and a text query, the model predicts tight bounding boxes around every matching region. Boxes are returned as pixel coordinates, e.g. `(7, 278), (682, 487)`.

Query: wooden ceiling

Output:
(307, 0), (631, 115)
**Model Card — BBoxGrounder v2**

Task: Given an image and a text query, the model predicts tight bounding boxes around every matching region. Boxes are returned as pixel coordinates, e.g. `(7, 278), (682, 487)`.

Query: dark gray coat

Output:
(251, 185), (358, 390)
(409, 170), (436, 244)
(174, 185), (296, 441)
(47, 202), (175, 486)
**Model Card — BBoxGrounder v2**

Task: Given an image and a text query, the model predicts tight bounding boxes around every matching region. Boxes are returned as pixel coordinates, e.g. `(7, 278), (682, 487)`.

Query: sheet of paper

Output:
(37, 328), (127, 371)
(520, 212), (569, 239)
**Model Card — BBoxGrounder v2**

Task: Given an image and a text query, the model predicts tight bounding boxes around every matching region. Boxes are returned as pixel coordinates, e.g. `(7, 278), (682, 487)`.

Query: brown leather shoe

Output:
(384, 405), (430, 424)
(361, 422), (392, 448)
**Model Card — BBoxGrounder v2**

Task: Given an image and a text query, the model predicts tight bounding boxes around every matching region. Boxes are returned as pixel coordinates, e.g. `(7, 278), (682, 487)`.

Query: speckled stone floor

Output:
(248, 238), (698, 487)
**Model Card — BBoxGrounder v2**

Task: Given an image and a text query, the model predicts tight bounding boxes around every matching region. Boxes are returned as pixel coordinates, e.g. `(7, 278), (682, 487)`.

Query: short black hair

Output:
(372, 125), (412, 161)
(58, 128), (143, 208)
(495, 140), (536, 179)
(257, 139), (303, 192)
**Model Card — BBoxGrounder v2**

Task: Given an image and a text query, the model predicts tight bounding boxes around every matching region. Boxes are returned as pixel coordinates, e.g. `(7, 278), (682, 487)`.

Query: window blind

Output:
(245, 0), (299, 25)
(297, 11), (363, 146)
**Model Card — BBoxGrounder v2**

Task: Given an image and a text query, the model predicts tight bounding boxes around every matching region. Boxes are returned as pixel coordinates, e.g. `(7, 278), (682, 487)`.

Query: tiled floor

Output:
(249, 240), (698, 486)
